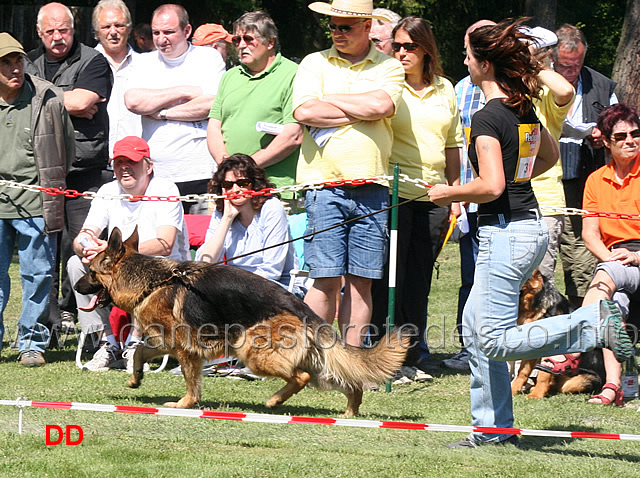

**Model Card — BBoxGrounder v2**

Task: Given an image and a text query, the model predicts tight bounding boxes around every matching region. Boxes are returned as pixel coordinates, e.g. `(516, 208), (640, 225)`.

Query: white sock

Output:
(125, 334), (142, 347)
(104, 334), (119, 349)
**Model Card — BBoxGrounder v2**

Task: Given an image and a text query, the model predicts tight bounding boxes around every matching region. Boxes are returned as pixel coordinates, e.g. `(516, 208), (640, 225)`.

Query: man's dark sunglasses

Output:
(231, 34), (255, 46)
(328, 19), (366, 33)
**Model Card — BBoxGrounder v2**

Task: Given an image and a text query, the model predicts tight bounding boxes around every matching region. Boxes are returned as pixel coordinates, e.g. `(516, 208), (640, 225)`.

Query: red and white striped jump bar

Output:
(2, 399), (639, 441)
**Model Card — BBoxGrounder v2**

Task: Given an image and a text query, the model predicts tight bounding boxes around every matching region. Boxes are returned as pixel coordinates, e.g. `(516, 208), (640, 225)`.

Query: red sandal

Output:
(535, 354), (580, 376)
(588, 383), (623, 406)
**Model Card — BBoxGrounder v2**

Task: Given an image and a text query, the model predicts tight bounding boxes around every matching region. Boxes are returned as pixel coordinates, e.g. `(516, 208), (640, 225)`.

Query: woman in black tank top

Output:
(428, 19), (629, 448)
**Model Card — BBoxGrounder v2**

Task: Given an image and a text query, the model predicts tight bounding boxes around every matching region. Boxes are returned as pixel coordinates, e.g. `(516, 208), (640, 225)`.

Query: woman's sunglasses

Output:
(221, 178), (252, 189)
(391, 42), (419, 52)
(611, 129), (640, 142)
(328, 19), (366, 33)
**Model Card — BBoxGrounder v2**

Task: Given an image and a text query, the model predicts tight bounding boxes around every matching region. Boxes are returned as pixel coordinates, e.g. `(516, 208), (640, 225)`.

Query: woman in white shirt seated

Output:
(197, 154), (301, 293)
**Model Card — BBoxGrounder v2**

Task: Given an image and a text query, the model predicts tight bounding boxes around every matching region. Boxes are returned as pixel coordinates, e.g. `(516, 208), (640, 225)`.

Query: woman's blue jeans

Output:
(0, 217), (54, 354)
(462, 217), (602, 443)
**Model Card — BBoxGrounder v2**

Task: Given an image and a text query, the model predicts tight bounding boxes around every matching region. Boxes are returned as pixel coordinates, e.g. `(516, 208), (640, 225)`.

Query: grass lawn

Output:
(1, 243), (639, 477)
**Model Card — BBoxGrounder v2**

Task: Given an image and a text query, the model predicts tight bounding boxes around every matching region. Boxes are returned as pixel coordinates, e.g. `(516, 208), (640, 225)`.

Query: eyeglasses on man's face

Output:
(232, 34), (257, 46)
(100, 23), (129, 32)
(328, 19), (366, 33)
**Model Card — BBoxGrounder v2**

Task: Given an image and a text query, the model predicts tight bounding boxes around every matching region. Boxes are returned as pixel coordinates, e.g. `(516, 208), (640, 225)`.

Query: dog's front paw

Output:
(526, 390), (545, 399)
(265, 397), (281, 409)
(339, 409), (358, 418)
(127, 375), (141, 388)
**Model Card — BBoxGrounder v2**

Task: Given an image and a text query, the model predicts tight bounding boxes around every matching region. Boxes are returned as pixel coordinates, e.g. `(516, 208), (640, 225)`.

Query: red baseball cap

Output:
(112, 136), (150, 162)
(192, 23), (233, 45)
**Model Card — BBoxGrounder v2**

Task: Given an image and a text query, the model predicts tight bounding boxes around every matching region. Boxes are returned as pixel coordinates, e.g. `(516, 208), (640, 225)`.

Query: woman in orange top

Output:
(538, 103), (640, 405)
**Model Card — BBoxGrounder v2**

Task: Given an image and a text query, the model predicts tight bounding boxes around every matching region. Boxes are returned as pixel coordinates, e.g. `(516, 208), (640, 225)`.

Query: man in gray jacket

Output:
(0, 33), (74, 366)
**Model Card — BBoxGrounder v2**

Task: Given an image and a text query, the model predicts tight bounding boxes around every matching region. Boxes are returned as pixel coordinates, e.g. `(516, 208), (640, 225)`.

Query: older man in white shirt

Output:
(93, 0), (142, 157)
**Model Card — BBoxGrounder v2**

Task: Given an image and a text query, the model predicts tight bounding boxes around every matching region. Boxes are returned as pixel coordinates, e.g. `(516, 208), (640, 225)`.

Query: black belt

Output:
(611, 240), (640, 252)
(477, 210), (540, 227)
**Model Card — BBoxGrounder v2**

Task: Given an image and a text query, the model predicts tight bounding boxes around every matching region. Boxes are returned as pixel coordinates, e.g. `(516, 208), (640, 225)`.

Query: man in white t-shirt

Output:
(93, 0), (142, 158)
(68, 136), (189, 372)
(124, 3), (226, 213)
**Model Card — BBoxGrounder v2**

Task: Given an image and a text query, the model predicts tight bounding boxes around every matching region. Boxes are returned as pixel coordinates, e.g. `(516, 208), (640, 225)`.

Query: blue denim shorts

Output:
(304, 184), (389, 279)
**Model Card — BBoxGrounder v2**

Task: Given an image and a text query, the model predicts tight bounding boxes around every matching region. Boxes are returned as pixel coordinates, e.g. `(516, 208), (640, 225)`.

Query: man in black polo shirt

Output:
(25, 2), (112, 338)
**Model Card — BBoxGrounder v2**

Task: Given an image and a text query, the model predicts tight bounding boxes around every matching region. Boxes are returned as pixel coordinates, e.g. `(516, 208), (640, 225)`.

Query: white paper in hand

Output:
(256, 122), (285, 135)
(308, 126), (338, 148)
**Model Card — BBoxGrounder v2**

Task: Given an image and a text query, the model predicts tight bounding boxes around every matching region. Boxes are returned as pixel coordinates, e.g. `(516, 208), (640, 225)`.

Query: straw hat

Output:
(308, 0), (390, 22)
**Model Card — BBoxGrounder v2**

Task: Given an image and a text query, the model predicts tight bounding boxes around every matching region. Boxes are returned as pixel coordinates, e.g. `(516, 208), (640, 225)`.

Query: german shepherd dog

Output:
(511, 270), (605, 398)
(74, 227), (409, 416)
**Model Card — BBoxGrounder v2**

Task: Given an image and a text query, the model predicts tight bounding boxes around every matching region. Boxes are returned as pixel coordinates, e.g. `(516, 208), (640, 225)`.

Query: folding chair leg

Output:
(151, 354), (170, 373)
(75, 331), (86, 369)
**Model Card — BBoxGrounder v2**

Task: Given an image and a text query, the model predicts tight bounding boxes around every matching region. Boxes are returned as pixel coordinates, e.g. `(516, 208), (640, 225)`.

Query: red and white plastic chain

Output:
(3, 177), (640, 221)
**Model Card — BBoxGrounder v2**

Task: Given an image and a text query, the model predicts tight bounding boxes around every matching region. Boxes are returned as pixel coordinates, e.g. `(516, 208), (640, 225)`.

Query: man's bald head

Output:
(464, 19), (496, 47)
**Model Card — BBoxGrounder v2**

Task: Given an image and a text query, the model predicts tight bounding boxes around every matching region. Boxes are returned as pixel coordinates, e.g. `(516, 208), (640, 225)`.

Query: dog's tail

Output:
(309, 324), (409, 390)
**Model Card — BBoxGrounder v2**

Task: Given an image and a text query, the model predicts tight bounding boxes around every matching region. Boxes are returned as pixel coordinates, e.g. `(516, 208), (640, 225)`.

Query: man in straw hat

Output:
(292, 0), (404, 347)
(0, 32), (74, 366)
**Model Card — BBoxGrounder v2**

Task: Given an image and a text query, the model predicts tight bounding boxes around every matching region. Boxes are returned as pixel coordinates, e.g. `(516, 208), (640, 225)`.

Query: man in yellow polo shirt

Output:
(529, 29), (576, 287)
(292, 0), (404, 347)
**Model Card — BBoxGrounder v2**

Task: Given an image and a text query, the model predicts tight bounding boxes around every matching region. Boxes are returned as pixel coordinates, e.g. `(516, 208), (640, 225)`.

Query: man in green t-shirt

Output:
(206, 11), (303, 212)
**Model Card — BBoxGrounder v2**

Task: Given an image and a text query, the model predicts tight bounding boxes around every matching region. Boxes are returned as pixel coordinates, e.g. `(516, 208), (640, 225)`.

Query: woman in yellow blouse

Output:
(371, 16), (462, 374)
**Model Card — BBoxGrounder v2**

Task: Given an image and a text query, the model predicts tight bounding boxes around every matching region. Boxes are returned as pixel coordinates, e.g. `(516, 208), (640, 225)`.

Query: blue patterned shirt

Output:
(455, 76), (485, 213)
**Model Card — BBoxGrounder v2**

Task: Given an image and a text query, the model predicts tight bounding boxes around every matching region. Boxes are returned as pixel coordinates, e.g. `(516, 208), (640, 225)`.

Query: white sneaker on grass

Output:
(82, 343), (121, 372)
(123, 342), (150, 374)
(412, 367), (434, 382)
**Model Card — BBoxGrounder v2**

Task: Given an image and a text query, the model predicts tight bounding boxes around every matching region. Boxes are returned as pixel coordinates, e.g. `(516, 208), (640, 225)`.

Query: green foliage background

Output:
(131, 0), (625, 82)
(6, 0), (626, 81)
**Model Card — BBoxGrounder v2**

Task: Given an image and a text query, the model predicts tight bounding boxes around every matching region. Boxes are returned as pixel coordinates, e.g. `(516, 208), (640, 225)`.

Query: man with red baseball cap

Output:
(68, 136), (190, 372)
(192, 23), (232, 63)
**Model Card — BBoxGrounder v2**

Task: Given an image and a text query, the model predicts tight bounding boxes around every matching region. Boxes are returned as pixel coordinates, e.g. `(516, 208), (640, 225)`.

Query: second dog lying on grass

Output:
(511, 270), (605, 398)
(75, 227), (409, 416)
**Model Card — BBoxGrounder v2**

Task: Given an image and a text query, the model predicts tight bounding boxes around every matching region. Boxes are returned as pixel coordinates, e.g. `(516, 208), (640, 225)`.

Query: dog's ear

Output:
(123, 225), (140, 252)
(105, 227), (126, 263)
(528, 269), (544, 293)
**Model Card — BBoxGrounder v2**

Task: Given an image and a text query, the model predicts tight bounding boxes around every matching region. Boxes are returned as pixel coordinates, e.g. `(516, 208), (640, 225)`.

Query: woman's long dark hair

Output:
(208, 153), (278, 213)
(392, 16), (443, 87)
(467, 18), (542, 116)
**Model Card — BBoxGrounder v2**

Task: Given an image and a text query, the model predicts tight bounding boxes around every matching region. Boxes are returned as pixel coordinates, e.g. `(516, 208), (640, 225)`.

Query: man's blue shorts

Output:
(303, 184), (389, 279)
